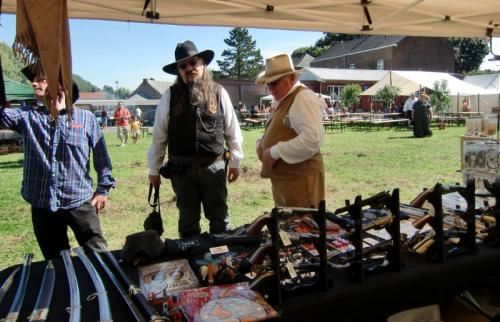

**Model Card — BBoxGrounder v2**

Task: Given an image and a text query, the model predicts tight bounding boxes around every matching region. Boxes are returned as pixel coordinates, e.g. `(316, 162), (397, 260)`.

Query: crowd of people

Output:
(1, 39), (442, 259)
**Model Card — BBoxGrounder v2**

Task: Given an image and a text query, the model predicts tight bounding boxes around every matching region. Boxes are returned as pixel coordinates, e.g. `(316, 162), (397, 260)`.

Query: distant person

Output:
(462, 99), (471, 112)
(255, 54), (325, 208)
(412, 93), (433, 138)
(135, 106), (143, 121)
(325, 102), (334, 116)
(114, 101), (131, 146)
(101, 107), (108, 129)
(130, 116), (141, 144)
(0, 65), (115, 260)
(403, 93), (417, 121)
(148, 40), (243, 238)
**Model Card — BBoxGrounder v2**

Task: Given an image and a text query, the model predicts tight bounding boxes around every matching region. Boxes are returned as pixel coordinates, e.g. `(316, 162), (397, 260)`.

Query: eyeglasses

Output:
(267, 78), (282, 88)
(178, 58), (199, 70)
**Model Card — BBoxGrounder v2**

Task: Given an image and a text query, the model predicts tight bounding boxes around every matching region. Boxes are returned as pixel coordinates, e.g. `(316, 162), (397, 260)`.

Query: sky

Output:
(1, 13), (499, 91)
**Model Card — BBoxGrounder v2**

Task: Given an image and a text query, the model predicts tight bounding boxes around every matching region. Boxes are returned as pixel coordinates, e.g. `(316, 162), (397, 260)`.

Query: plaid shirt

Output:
(0, 104), (115, 211)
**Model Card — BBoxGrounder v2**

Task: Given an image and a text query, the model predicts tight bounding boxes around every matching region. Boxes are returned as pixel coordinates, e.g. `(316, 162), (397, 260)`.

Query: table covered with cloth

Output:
(1, 245), (500, 322)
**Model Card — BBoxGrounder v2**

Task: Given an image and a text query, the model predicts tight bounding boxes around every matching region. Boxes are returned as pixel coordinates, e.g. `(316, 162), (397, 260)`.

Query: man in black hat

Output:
(148, 40), (243, 238)
(0, 66), (115, 259)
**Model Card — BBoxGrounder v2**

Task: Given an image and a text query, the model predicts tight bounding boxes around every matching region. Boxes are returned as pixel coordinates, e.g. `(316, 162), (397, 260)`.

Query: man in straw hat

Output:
(148, 40), (243, 238)
(0, 66), (115, 259)
(412, 92), (433, 138)
(255, 54), (326, 208)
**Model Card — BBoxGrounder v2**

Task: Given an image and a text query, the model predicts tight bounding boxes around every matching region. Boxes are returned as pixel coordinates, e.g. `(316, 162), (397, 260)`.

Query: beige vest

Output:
(260, 85), (323, 179)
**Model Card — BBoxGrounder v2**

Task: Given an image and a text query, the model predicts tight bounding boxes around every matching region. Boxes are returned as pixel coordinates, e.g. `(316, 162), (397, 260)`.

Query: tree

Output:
(216, 28), (264, 79)
(315, 33), (361, 48)
(430, 80), (451, 116)
(374, 85), (401, 111)
(72, 74), (100, 92)
(1, 42), (29, 84)
(449, 38), (489, 74)
(339, 84), (362, 110)
(292, 33), (362, 58)
(116, 87), (131, 100)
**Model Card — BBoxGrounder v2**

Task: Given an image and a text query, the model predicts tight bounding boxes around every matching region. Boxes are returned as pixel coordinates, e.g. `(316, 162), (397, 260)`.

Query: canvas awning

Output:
(361, 71), (496, 96)
(4, 80), (35, 101)
(2, 0), (499, 38)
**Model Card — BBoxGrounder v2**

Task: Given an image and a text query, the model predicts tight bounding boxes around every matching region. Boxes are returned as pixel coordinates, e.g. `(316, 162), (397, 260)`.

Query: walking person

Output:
(114, 101), (131, 146)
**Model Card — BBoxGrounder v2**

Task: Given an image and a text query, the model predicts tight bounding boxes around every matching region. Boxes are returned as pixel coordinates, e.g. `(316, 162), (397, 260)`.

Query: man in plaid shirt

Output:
(0, 66), (115, 259)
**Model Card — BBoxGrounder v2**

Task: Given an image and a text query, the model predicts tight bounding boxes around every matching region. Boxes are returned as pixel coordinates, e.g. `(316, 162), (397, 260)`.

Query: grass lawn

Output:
(0, 125), (463, 269)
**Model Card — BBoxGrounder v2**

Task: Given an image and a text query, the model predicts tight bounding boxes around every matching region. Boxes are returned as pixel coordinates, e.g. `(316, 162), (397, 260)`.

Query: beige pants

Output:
(270, 171), (325, 208)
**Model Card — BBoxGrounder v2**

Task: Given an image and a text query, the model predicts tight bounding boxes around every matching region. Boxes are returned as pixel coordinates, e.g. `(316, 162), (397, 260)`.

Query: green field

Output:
(0, 125), (463, 269)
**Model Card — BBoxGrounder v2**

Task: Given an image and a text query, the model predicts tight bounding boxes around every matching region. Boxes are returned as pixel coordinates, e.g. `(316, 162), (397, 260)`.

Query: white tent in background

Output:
(361, 71), (492, 96)
(464, 73), (500, 92)
(362, 70), (500, 113)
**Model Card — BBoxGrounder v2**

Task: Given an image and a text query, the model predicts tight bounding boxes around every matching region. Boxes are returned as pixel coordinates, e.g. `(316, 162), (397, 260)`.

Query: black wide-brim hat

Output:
(162, 40), (214, 75)
(21, 65), (80, 104)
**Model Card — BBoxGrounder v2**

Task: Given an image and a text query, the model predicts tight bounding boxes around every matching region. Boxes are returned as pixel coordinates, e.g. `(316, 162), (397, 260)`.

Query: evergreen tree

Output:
(449, 38), (489, 74)
(216, 28), (264, 79)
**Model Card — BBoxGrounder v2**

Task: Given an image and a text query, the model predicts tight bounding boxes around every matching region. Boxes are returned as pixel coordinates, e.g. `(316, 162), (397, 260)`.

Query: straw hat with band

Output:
(162, 40), (214, 75)
(255, 54), (302, 85)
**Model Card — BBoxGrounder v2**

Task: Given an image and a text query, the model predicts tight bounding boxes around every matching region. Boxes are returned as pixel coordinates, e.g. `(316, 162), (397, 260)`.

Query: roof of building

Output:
(130, 79), (172, 99)
(292, 53), (315, 69)
(313, 35), (406, 62)
(78, 91), (107, 100)
(300, 67), (388, 82)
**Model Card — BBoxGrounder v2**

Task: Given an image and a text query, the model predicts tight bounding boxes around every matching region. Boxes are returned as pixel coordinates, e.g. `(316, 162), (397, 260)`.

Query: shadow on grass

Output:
(0, 159), (23, 169)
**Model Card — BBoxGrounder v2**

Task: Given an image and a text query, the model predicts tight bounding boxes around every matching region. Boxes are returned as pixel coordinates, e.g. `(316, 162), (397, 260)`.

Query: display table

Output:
(1, 245), (500, 322)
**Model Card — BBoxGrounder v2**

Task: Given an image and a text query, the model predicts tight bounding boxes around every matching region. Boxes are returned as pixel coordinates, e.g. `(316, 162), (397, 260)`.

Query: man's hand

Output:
(91, 193), (108, 214)
(227, 168), (239, 183)
(256, 139), (264, 162)
(263, 148), (278, 173)
(149, 175), (161, 188)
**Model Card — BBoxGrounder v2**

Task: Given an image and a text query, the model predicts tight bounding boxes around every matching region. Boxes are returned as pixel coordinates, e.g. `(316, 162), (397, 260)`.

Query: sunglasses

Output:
(178, 58), (199, 70)
(267, 78), (282, 88)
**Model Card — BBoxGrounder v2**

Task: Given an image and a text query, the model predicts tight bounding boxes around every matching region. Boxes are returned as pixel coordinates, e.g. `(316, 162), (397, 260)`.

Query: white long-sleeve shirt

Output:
(403, 97), (417, 112)
(148, 86), (244, 175)
(268, 82), (325, 164)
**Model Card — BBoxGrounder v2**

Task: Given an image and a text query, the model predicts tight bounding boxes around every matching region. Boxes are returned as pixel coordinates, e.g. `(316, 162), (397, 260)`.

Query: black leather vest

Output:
(168, 84), (225, 158)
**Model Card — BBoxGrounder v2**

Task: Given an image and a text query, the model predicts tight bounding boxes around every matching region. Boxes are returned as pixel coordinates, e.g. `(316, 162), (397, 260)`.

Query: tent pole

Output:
(477, 94), (480, 113)
(457, 92), (460, 114)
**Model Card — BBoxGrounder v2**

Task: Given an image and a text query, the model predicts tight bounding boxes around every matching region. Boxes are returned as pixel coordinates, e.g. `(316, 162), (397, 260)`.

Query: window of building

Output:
(377, 58), (384, 70)
(349, 63), (356, 69)
(327, 85), (345, 101)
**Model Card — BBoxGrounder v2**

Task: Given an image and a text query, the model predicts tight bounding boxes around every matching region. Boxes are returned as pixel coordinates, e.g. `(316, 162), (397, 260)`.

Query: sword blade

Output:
(28, 261), (55, 322)
(61, 250), (81, 322)
(5, 253), (34, 322)
(0, 267), (20, 305)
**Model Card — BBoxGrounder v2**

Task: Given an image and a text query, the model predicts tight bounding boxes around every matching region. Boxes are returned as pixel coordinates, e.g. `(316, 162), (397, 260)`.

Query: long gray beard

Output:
(188, 79), (206, 107)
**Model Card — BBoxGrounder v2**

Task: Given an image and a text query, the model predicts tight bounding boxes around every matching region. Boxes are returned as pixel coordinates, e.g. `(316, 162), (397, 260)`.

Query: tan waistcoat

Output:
(260, 85), (323, 178)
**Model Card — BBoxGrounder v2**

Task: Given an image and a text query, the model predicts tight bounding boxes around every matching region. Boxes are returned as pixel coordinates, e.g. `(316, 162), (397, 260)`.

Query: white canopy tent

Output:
(2, 0), (499, 38)
(361, 70), (500, 113)
(361, 71), (493, 96)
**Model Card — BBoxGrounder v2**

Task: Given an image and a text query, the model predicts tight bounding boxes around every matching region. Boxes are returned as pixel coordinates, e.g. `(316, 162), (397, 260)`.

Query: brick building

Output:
(311, 36), (455, 73)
